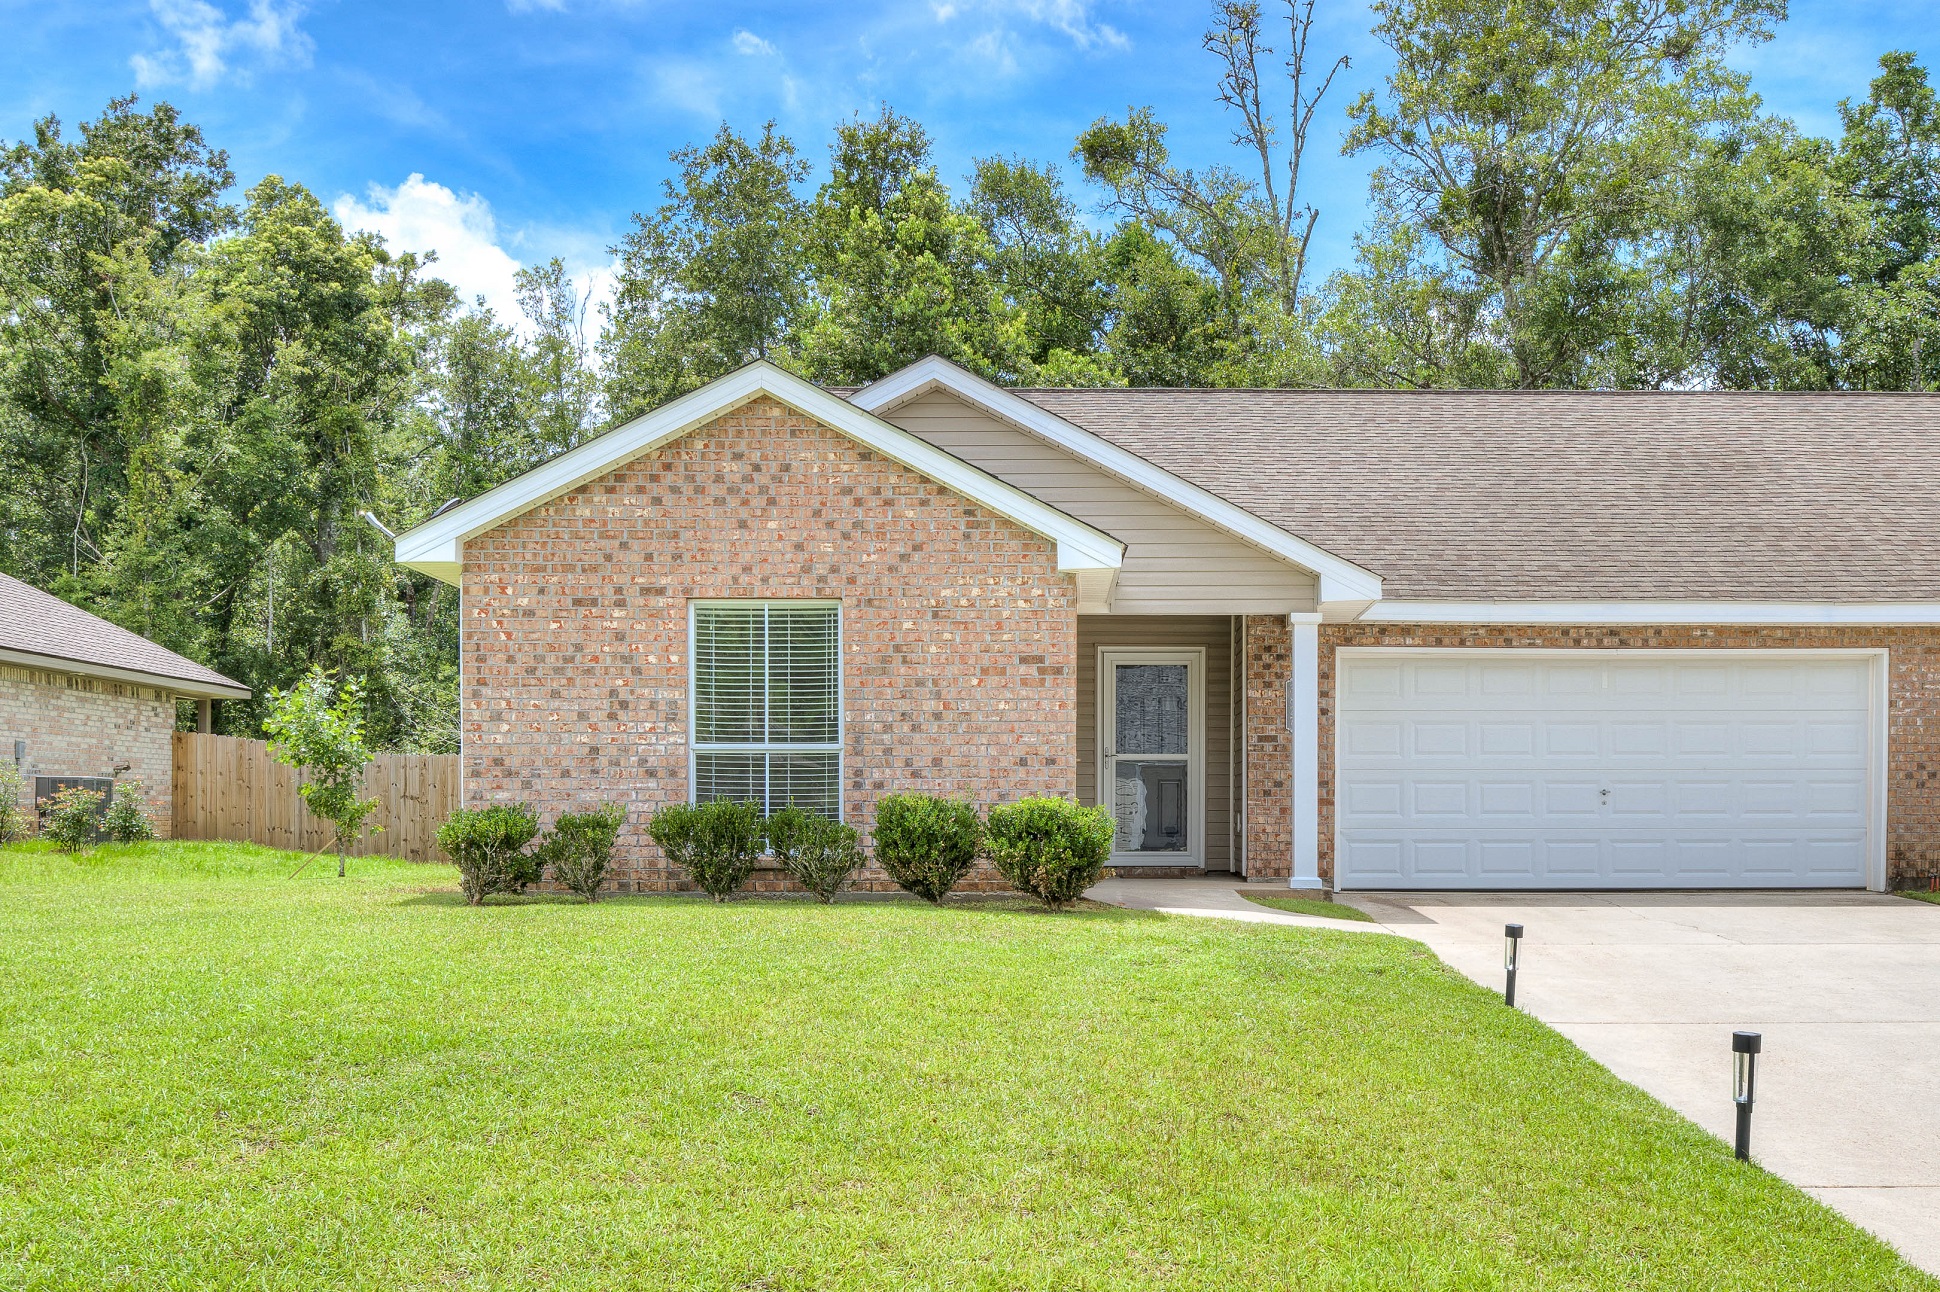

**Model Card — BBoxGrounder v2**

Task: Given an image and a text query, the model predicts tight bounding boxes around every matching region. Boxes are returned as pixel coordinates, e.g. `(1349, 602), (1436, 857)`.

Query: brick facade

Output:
(461, 397), (1079, 893)
(1316, 624), (1940, 888)
(0, 666), (176, 837)
(1240, 615), (1293, 879)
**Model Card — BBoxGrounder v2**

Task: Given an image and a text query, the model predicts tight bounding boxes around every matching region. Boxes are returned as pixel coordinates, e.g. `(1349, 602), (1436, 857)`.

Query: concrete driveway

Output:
(1348, 890), (1940, 1276)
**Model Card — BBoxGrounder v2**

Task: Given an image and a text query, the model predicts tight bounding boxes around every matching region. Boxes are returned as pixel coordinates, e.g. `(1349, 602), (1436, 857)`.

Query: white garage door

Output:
(1335, 652), (1877, 890)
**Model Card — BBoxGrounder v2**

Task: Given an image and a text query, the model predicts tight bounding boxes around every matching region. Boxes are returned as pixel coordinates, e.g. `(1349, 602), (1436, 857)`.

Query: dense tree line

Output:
(1, 1), (1934, 750)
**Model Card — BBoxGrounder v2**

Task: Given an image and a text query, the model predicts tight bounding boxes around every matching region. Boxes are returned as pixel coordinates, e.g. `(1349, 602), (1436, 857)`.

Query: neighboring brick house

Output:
(0, 574), (249, 838)
(395, 357), (1940, 894)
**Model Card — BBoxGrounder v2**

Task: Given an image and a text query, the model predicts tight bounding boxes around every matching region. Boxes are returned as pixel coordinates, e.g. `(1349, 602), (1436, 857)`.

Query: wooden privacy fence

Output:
(172, 732), (459, 861)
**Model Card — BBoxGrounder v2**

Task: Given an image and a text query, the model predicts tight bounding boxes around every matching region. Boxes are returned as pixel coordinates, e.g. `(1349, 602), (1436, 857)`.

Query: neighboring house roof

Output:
(395, 360), (1127, 611)
(1014, 387), (1940, 604)
(0, 573), (250, 699)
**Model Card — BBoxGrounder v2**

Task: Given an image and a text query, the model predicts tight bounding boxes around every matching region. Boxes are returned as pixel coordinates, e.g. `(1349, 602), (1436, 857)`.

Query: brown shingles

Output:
(1012, 388), (1940, 601)
(0, 573), (245, 691)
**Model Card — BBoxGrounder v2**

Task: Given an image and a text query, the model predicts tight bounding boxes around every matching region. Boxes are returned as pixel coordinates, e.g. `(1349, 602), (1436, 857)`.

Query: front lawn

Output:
(1, 841), (1929, 1290)
(1241, 893), (1376, 922)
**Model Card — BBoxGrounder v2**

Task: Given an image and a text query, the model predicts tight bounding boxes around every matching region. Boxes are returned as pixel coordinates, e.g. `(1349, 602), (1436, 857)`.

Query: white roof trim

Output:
(0, 646), (251, 699)
(1362, 600), (1940, 626)
(394, 360), (1125, 587)
(849, 356), (1385, 607)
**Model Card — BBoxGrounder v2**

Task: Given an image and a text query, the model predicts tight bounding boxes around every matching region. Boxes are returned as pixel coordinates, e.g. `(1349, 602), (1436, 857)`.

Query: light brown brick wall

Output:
(1316, 624), (1940, 887)
(0, 668), (176, 837)
(460, 397), (1079, 893)
(1240, 615), (1293, 878)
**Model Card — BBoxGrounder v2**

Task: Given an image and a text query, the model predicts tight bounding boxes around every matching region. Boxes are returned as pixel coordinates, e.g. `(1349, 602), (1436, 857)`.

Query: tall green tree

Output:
(602, 121), (810, 418)
(800, 106), (1020, 383)
(1075, 0), (1347, 381)
(0, 97), (233, 589)
(1339, 0), (1787, 387)
(1832, 51), (1940, 389)
(968, 156), (1112, 381)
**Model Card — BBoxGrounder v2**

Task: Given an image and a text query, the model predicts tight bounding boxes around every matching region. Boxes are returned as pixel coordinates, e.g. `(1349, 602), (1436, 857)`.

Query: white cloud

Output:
(333, 175), (616, 339)
(334, 175), (528, 323)
(130, 0), (312, 90)
(652, 61), (725, 118)
(732, 29), (776, 57)
(506, 0), (569, 11)
(1022, 0), (1127, 51)
(931, 0), (1128, 53)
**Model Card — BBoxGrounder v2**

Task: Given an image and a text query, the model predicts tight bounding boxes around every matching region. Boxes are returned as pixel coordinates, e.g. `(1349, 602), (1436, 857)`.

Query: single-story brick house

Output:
(1, 573), (250, 836)
(393, 357), (1940, 894)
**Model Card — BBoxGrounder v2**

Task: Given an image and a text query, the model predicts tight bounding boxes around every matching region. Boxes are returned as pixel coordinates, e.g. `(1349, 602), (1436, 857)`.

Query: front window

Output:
(689, 601), (841, 819)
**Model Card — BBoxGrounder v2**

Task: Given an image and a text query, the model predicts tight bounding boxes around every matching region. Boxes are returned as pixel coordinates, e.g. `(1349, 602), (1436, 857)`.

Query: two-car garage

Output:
(1333, 651), (1884, 891)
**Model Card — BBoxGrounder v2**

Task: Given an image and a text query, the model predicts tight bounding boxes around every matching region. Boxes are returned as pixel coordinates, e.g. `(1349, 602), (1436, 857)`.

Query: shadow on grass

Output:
(393, 888), (1154, 919)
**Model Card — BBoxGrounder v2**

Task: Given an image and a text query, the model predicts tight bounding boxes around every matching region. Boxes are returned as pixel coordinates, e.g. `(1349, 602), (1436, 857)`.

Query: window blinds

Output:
(691, 603), (841, 819)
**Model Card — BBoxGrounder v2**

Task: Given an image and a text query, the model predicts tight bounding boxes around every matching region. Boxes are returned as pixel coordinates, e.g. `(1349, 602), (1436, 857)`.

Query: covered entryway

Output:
(1078, 617), (1241, 875)
(1334, 650), (1884, 890)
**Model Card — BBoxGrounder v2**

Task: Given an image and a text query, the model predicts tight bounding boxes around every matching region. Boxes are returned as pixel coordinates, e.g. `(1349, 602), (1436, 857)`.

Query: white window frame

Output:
(1097, 646), (1206, 867)
(687, 599), (844, 821)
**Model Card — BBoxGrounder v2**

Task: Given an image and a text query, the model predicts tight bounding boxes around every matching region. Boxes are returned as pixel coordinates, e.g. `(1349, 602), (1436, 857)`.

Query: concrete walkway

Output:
(1085, 876), (1398, 934)
(1085, 879), (1940, 1276)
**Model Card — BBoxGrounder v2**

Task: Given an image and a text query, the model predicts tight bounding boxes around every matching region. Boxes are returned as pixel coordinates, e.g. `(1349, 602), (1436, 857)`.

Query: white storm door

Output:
(1100, 648), (1205, 867)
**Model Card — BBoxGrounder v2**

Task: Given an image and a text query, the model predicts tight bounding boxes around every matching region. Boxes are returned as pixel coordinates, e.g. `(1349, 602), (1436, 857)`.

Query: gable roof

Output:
(1014, 387), (1940, 605)
(394, 361), (1124, 600)
(0, 573), (249, 698)
(849, 357), (1384, 611)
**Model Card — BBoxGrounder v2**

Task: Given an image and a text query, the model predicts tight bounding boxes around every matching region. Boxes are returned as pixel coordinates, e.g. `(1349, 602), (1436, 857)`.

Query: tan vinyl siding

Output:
(1078, 615), (1235, 870)
(882, 390), (1318, 615)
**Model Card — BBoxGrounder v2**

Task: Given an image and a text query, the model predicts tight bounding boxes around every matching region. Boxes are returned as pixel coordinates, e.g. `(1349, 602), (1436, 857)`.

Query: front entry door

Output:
(1100, 648), (1204, 867)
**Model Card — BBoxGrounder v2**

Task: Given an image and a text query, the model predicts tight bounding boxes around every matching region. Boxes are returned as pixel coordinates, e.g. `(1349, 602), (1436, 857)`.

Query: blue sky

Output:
(1, 1), (1931, 324)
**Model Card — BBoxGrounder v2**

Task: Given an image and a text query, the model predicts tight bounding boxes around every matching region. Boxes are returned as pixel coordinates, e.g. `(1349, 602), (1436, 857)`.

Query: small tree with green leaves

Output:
(264, 668), (381, 877)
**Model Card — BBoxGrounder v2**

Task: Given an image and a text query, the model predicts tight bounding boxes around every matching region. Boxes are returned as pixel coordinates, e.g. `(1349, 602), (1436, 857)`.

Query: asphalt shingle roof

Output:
(0, 573), (247, 694)
(1009, 388), (1940, 601)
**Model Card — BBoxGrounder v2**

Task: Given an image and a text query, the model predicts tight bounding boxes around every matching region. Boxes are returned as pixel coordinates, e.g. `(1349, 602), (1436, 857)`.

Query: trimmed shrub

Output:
(40, 785), (105, 854)
(873, 793), (982, 904)
(766, 806), (863, 903)
(437, 804), (543, 905)
(649, 800), (762, 901)
(102, 780), (156, 843)
(0, 762), (27, 844)
(984, 795), (1116, 910)
(541, 803), (627, 903)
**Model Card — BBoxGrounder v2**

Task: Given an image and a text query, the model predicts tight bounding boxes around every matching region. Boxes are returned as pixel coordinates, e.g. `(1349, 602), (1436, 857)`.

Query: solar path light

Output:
(1504, 923), (1524, 1007)
(1732, 1031), (1762, 1162)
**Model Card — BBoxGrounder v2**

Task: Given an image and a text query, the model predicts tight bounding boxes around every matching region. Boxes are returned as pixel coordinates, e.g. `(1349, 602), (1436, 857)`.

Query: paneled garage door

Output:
(1335, 652), (1878, 890)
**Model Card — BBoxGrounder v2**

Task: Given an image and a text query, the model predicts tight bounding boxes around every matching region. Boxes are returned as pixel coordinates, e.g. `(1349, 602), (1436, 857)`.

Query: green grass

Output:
(1, 841), (1930, 1291)
(1899, 889), (1940, 905)
(1240, 894), (1377, 922)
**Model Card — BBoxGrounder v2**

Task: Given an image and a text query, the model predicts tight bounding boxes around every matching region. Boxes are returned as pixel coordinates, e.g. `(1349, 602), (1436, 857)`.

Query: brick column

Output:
(1241, 615), (1291, 878)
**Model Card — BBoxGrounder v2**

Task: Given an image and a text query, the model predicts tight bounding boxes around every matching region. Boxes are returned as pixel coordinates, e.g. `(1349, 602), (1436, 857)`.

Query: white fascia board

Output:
(1362, 600), (1940, 626)
(394, 360), (1124, 587)
(850, 357), (1385, 606)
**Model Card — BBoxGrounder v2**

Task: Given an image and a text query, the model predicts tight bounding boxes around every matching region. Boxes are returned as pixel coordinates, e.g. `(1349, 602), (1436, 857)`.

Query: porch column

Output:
(1286, 613), (1322, 889)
